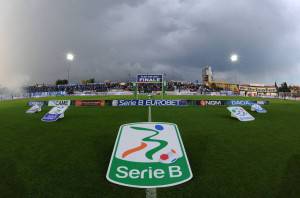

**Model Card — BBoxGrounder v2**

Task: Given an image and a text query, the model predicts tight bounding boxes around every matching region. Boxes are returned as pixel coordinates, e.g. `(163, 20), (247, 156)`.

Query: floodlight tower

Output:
(230, 53), (239, 84)
(66, 53), (74, 84)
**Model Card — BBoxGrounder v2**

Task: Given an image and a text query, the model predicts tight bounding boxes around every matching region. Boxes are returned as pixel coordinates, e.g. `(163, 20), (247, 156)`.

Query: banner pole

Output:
(161, 75), (164, 99)
(146, 95), (157, 198)
(134, 82), (138, 100)
(148, 105), (152, 122)
(161, 81), (164, 100)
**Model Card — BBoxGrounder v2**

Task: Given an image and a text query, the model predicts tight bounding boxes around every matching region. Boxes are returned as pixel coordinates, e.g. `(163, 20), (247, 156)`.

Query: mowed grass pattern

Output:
(0, 96), (299, 197)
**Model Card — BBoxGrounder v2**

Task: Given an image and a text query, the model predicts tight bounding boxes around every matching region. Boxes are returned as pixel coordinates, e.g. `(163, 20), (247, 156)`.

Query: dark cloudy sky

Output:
(1, 0), (300, 89)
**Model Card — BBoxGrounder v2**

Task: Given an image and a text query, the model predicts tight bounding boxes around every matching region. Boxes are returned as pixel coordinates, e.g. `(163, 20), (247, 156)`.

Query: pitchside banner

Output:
(48, 100), (71, 106)
(137, 74), (163, 83)
(106, 122), (193, 188)
(28, 101), (45, 106)
(75, 100), (105, 107)
(227, 106), (255, 122)
(251, 104), (267, 113)
(26, 104), (42, 114)
(225, 100), (269, 106)
(112, 100), (188, 107)
(41, 105), (69, 122)
(197, 100), (269, 106)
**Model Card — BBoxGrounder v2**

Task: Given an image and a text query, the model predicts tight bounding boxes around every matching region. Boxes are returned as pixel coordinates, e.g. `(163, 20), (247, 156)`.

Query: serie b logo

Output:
(106, 122), (193, 188)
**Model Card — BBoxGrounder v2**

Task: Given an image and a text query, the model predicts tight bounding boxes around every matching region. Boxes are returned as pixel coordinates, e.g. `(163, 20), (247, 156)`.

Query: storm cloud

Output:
(1, 0), (300, 88)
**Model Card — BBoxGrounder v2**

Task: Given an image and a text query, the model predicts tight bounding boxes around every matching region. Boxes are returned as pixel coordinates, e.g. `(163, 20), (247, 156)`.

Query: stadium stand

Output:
(24, 81), (203, 95)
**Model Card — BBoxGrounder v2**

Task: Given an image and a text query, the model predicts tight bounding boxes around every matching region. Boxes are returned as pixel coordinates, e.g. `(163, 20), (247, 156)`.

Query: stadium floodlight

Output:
(66, 53), (74, 61)
(230, 54), (239, 62)
(66, 52), (75, 84)
(229, 53), (239, 85)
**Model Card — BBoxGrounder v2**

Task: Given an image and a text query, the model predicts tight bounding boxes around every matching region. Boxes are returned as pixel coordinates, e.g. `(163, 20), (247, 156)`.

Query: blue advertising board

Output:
(225, 100), (257, 106)
(225, 100), (269, 106)
(29, 91), (67, 97)
(41, 105), (69, 122)
(251, 104), (267, 113)
(41, 113), (61, 122)
(112, 100), (188, 106)
(137, 74), (163, 83)
(197, 100), (269, 106)
(28, 101), (45, 106)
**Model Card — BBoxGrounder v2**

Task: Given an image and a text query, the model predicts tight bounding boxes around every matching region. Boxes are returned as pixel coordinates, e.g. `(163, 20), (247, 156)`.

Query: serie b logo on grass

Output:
(106, 122), (193, 188)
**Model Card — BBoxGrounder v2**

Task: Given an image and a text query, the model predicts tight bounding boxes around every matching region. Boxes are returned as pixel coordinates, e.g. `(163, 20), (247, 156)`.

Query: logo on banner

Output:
(75, 100), (105, 107)
(199, 100), (223, 106)
(251, 104), (267, 113)
(137, 74), (163, 83)
(226, 100), (256, 106)
(41, 105), (69, 122)
(227, 106), (255, 122)
(199, 100), (207, 106)
(257, 101), (269, 105)
(106, 122), (193, 188)
(112, 100), (187, 107)
(48, 100), (71, 106)
(207, 100), (222, 106)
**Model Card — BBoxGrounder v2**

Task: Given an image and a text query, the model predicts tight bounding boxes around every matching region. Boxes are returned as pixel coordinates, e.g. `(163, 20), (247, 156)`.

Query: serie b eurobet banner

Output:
(106, 122), (193, 188)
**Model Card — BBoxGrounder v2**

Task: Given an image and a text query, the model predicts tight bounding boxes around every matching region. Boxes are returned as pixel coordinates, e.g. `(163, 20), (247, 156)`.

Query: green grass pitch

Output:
(0, 96), (299, 197)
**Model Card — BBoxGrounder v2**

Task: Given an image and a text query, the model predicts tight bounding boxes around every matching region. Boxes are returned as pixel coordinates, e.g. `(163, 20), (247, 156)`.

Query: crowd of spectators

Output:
(167, 81), (200, 92)
(25, 81), (202, 94)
